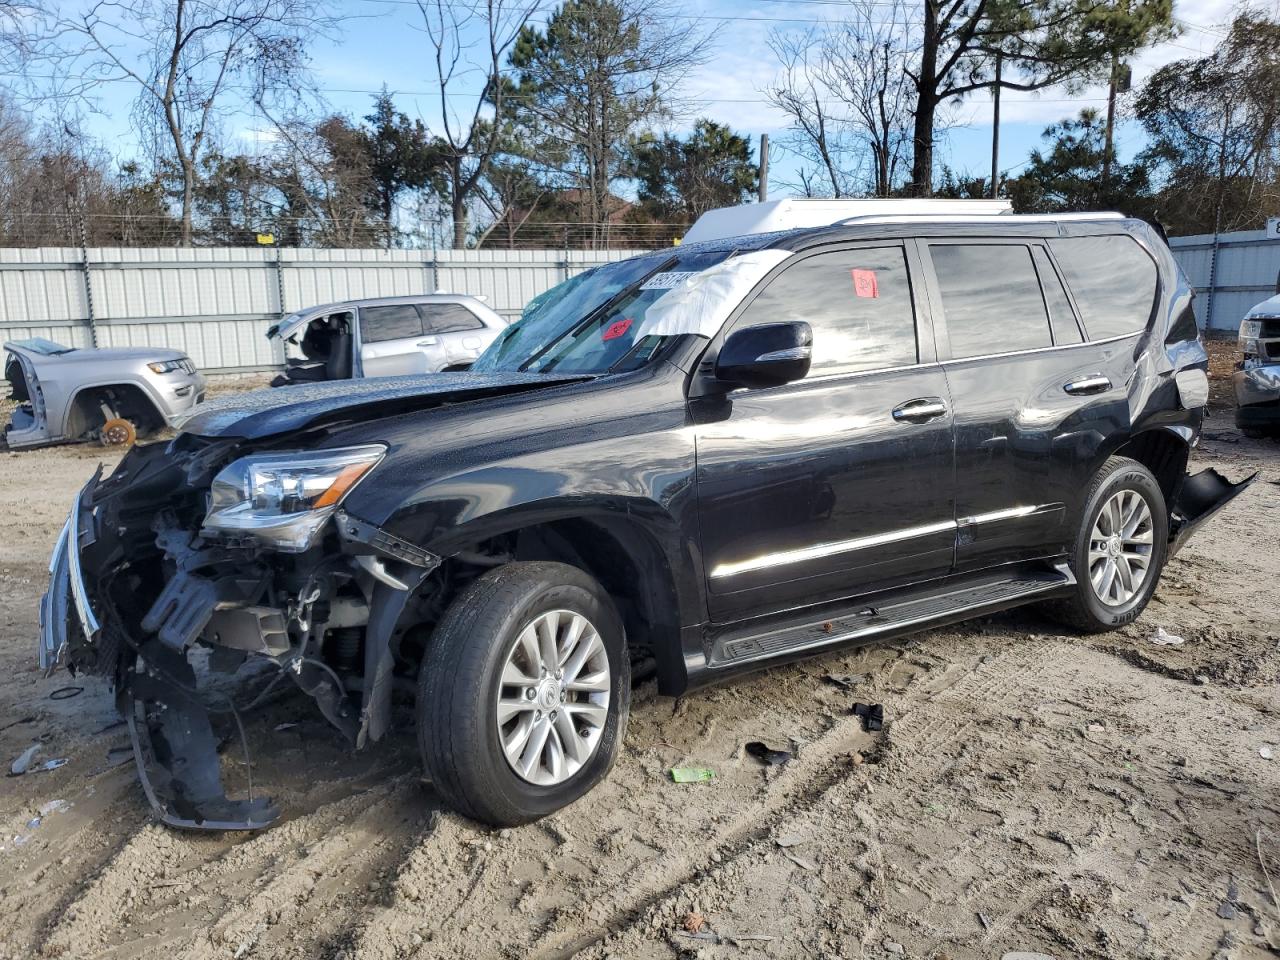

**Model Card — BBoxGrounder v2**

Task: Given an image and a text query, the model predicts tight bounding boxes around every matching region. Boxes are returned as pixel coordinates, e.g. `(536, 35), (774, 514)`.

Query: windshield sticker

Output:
(602, 317), (633, 341)
(640, 271), (698, 290)
(851, 269), (879, 299)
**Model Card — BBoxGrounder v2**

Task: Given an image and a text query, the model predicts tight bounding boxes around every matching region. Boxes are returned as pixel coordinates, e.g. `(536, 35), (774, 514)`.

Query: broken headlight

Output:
(201, 445), (385, 552)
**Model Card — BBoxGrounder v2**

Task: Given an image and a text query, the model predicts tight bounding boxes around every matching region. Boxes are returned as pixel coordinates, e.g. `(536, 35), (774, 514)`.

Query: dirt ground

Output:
(2, 348), (1279, 960)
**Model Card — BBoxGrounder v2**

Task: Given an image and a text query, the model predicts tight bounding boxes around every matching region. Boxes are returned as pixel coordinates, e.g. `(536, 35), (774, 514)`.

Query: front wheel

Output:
(417, 561), (630, 826)
(1046, 456), (1168, 633)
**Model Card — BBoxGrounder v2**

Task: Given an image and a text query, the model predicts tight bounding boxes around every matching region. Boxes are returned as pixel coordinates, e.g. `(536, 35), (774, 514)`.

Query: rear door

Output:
(420, 302), (490, 369)
(358, 304), (441, 377)
(693, 242), (956, 623)
(922, 236), (1154, 572)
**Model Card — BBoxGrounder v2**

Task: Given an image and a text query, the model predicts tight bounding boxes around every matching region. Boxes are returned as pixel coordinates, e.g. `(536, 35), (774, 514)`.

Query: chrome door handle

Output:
(892, 397), (948, 423)
(417, 338), (439, 347)
(1063, 375), (1111, 395)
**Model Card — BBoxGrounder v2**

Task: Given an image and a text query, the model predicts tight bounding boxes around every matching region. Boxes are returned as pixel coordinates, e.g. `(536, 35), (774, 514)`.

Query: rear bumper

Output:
(1169, 467), (1257, 557)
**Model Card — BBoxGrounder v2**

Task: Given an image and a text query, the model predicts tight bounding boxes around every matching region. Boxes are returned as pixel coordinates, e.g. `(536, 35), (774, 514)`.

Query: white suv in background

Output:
(267, 293), (508, 386)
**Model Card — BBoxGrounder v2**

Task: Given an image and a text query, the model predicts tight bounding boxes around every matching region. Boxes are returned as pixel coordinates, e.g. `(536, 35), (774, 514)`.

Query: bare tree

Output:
(57, 0), (335, 245)
(767, 29), (854, 198)
(416, 0), (537, 249)
(816, 0), (916, 197)
(767, 0), (917, 198)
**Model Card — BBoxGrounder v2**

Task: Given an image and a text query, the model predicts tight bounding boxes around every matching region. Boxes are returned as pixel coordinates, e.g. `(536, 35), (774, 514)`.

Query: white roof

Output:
(683, 198), (1015, 243)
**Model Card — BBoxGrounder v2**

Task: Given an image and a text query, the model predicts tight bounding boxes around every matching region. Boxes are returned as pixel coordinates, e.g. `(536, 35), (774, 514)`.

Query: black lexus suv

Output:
(41, 211), (1254, 830)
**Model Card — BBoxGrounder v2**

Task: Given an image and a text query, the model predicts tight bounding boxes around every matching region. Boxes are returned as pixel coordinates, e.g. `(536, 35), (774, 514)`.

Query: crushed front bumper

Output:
(39, 468), (279, 831)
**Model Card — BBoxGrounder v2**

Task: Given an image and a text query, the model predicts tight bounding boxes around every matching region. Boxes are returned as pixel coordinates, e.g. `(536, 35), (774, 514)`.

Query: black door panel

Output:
(921, 238), (1139, 572)
(693, 368), (956, 620)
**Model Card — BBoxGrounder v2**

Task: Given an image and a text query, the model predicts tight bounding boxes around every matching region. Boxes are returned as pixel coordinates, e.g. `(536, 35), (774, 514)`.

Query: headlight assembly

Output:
(201, 445), (386, 552)
(148, 358), (189, 374)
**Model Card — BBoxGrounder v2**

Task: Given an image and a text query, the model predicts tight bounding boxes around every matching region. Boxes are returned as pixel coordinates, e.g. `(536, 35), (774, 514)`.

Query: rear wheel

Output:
(417, 561), (630, 826)
(1046, 456), (1168, 633)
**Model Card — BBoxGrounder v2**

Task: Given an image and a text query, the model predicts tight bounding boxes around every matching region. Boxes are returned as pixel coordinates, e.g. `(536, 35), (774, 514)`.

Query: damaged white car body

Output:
(5, 338), (206, 449)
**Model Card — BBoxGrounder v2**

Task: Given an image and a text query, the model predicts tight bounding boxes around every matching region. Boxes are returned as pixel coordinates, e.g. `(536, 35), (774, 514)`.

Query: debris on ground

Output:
(41, 758), (69, 771)
(823, 673), (867, 691)
(682, 912), (706, 933)
(670, 767), (715, 783)
(775, 831), (809, 848)
(9, 744), (40, 776)
(38, 799), (69, 816)
(1150, 627), (1186, 646)
(744, 741), (791, 766)
(852, 702), (885, 732)
(1262, 746), (1274, 760)
(782, 850), (817, 871)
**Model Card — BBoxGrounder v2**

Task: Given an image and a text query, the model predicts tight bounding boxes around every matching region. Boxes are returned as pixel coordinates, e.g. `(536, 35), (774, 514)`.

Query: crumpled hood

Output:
(180, 371), (588, 439)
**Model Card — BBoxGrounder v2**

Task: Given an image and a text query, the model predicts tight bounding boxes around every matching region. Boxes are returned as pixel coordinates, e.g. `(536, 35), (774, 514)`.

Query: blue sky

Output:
(68, 0), (1240, 198)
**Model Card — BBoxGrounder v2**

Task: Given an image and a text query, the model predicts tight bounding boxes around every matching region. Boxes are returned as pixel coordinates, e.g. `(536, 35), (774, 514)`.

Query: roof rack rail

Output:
(683, 199), (1127, 244)
(840, 211), (1126, 225)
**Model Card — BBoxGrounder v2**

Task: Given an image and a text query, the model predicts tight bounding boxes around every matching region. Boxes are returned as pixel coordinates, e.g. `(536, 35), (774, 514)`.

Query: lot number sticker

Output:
(851, 269), (879, 298)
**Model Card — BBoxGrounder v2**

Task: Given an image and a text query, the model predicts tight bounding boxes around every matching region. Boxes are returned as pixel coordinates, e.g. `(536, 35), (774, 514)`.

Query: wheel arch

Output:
(66, 380), (167, 439)
(1109, 426), (1192, 511)
(431, 505), (700, 696)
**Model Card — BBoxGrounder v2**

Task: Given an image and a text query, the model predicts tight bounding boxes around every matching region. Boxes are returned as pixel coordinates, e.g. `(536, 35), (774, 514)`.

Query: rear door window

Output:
(930, 244), (1052, 358)
(1048, 235), (1158, 340)
(360, 304), (424, 343)
(734, 245), (918, 376)
(1032, 248), (1083, 345)
(420, 303), (484, 335)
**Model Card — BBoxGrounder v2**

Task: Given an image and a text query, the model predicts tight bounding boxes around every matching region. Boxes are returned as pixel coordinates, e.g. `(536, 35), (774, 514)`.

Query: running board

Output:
(707, 566), (1074, 669)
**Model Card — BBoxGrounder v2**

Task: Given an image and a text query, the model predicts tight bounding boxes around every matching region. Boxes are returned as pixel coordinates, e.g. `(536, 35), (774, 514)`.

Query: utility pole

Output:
(759, 133), (769, 202)
(990, 51), (1002, 199)
(1103, 52), (1118, 190)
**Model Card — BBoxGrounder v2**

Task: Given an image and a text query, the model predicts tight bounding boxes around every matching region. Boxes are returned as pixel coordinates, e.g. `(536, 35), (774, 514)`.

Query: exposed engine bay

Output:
(39, 435), (512, 830)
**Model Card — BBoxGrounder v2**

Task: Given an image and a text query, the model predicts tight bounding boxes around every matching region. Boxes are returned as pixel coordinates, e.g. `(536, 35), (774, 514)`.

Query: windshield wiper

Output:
(518, 255), (679, 373)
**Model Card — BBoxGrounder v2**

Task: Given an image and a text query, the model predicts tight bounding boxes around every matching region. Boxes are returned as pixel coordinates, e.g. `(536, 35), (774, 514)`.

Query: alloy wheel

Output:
(1088, 489), (1154, 607)
(495, 609), (611, 786)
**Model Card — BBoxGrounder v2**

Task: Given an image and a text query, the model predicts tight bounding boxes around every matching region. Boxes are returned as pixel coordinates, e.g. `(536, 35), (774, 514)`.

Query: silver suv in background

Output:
(267, 294), (507, 386)
(1235, 294), (1280, 437)
(4, 338), (206, 449)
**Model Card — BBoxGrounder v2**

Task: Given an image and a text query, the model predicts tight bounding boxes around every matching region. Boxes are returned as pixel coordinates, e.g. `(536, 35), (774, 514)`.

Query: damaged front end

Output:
(40, 437), (439, 831)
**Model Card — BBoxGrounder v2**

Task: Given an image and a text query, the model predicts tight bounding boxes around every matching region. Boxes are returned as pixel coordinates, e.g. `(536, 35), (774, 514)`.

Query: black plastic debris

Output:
(745, 741), (792, 766)
(852, 702), (884, 732)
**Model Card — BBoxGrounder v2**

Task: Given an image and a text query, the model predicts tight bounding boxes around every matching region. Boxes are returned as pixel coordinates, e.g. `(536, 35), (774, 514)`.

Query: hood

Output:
(179, 371), (589, 439)
(4, 342), (187, 364)
(1246, 293), (1280, 320)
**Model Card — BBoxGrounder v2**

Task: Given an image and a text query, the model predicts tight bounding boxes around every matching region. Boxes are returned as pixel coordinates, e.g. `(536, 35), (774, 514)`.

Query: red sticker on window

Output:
(851, 269), (879, 298)
(602, 317), (633, 341)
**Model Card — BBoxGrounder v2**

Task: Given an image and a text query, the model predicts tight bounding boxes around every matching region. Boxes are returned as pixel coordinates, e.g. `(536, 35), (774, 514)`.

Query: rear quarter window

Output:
(1049, 235), (1158, 340)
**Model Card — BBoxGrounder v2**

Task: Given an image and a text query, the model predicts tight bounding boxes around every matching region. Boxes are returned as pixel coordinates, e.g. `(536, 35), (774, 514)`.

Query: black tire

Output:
(1045, 456), (1168, 633)
(417, 561), (630, 826)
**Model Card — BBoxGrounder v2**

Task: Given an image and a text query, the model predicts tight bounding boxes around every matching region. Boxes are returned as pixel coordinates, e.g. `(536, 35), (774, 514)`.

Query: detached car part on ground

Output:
(41, 204), (1254, 832)
(5, 338), (206, 450)
(267, 293), (506, 387)
(1235, 293), (1280, 437)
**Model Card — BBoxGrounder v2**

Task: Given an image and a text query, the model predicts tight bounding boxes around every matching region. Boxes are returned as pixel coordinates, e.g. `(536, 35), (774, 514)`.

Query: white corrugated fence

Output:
(0, 246), (645, 373)
(1168, 230), (1280, 332)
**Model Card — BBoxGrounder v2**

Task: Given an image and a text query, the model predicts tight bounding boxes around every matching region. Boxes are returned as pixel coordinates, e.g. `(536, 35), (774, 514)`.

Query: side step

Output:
(708, 565), (1074, 669)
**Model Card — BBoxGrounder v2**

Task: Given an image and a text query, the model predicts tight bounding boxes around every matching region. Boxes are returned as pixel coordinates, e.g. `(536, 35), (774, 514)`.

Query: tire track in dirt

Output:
(575, 640), (1102, 958)
(38, 774), (425, 959)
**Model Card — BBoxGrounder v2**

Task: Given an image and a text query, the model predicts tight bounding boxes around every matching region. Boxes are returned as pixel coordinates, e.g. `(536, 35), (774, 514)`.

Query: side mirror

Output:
(715, 321), (812, 389)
